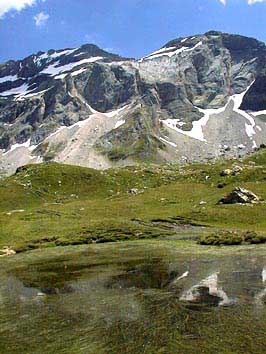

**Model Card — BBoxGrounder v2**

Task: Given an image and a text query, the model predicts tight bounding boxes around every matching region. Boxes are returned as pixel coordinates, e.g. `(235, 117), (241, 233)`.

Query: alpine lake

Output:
(1, 239), (266, 354)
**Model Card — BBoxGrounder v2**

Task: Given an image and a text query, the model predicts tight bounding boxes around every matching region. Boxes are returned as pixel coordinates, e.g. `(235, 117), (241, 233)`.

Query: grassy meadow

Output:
(1, 148), (266, 252)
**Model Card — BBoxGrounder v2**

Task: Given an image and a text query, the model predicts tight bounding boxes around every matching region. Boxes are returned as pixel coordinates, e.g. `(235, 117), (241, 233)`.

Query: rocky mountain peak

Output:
(0, 32), (266, 176)
(163, 31), (266, 54)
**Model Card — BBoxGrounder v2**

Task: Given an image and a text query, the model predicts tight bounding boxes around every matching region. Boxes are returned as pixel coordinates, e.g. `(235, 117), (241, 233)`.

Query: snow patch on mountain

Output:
(0, 84), (53, 99)
(0, 83), (33, 97)
(159, 136), (177, 148)
(43, 104), (129, 144)
(114, 120), (125, 129)
(54, 73), (68, 80)
(49, 48), (77, 59)
(104, 106), (129, 118)
(41, 57), (104, 77)
(231, 81), (257, 147)
(44, 118), (93, 139)
(0, 75), (19, 84)
(251, 110), (266, 116)
(194, 106), (227, 141)
(162, 82), (257, 144)
(3, 139), (38, 156)
(162, 104), (226, 142)
(142, 41), (203, 61)
(144, 46), (176, 58)
(71, 68), (87, 77)
(34, 48), (78, 67)
(9, 139), (30, 152)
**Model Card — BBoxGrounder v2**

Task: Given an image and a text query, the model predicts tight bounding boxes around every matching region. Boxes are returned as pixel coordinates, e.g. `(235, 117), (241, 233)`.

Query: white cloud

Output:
(0, 0), (39, 18)
(219, 0), (266, 4)
(248, 0), (266, 4)
(34, 11), (49, 27)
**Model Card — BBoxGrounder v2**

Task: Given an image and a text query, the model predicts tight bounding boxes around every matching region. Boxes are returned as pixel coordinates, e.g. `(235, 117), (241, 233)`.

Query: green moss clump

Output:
(199, 231), (243, 246)
(200, 230), (266, 246)
(243, 231), (266, 244)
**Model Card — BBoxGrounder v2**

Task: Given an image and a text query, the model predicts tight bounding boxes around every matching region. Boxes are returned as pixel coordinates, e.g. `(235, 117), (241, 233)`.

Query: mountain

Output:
(1, 31), (266, 176)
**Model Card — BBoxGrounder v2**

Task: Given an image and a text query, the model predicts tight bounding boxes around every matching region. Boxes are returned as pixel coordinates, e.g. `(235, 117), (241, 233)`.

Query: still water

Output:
(0, 241), (266, 354)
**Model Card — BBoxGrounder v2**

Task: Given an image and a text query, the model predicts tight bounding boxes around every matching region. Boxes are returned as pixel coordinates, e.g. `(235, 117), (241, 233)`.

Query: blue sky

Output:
(0, 0), (266, 62)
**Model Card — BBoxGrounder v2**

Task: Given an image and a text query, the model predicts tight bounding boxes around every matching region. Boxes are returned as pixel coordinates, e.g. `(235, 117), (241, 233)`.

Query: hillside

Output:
(1, 148), (266, 251)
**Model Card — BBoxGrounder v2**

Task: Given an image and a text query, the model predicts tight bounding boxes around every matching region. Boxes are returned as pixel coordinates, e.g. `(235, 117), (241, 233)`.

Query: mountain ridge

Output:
(1, 31), (266, 176)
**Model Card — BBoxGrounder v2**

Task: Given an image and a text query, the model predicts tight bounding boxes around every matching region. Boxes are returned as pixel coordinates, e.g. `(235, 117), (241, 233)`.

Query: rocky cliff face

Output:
(1, 31), (266, 176)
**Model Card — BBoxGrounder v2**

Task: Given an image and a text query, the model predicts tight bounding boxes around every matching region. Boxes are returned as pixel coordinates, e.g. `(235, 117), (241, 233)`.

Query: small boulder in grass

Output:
(220, 169), (232, 177)
(128, 188), (139, 195)
(232, 165), (243, 174)
(0, 247), (16, 257)
(220, 166), (243, 177)
(218, 187), (260, 205)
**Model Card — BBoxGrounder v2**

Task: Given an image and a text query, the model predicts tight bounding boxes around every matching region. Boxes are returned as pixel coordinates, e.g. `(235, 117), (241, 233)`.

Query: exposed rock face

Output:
(218, 187), (260, 204)
(1, 31), (266, 175)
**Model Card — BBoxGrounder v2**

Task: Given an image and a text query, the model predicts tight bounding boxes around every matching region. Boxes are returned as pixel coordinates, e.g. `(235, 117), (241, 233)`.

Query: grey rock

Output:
(218, 187), (260, 204)
(220, 166), (243, 177)
(220, 169), (233, 177)
(232, 165), (243, 174)
(128, 188), (140, 195)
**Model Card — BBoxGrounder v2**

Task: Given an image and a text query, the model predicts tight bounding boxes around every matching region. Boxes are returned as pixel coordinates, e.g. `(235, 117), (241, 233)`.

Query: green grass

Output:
(1, 148), (266, 251)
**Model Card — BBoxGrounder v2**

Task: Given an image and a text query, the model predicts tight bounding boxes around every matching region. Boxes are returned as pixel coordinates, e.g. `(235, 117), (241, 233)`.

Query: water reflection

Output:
(0, 244), (266, 353)
(1, 254), (266, 307)
(254, 266), (266, 306)
(180, 272), (232, 306)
